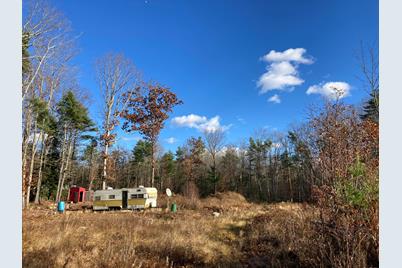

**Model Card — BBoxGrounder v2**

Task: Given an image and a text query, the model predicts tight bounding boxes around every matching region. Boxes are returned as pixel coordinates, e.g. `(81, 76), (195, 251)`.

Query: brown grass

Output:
(241, 202), (318, 267)
(23, 193), (318, 268)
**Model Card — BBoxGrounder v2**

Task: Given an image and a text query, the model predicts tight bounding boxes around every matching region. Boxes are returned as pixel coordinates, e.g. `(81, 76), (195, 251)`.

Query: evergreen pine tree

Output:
(361, 89), (379, 123)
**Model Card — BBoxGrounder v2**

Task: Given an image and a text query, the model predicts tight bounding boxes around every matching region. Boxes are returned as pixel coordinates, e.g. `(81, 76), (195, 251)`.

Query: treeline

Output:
(56, 98), (378, 203)
(24, 88), (379, 205)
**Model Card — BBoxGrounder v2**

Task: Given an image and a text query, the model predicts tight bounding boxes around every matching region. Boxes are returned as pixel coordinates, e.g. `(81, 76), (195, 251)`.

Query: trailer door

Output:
(122, 190), (128, 209)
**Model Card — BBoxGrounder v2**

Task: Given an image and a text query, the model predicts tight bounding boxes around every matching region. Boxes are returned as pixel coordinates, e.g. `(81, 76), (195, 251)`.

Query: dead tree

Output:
(204, 129), (225, 193)
(96, 53), (140, 189)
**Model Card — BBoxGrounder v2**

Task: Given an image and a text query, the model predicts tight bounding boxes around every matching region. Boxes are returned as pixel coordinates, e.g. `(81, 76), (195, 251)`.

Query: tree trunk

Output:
(57, 134), (75, 202)
(56, 125), (68, 202)
(102, 142), (109, 190)
(151, 158), (155, 187)
(34, 133), (48, 204)
(288, 167), (293, 202)
(22, 114), (32, 183)
(56, 125), (71, 202)
(88, 148), (96, 192)
(159, 166), (163, 190)
(102, 98), (114, 190)
(25, 123), (41, 207)
(212, 154), (217, 194)
(22, 108), (33, 208)
(151, 141), (155, 187)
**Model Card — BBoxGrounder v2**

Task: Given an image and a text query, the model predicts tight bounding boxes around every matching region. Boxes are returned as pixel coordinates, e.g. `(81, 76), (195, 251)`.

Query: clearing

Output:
(23, 192), (318, 268)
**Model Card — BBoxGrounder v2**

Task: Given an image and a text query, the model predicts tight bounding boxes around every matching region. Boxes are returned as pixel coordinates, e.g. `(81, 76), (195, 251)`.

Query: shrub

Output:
(335, 156), (378, 209)
(311, 157), (379, 268)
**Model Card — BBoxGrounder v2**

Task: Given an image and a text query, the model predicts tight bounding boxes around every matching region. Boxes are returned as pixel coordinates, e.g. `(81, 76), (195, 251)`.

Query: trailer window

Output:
(95, 196), (101, 201)
(130, 194), (144, 199)
(109, 195), (115, 199)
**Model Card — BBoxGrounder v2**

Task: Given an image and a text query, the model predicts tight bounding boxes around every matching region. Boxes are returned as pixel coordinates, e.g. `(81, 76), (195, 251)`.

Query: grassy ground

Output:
(23, 193), (318, 268)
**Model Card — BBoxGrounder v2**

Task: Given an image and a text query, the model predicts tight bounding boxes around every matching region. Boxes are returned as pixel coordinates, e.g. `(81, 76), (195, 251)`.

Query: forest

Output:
(22, 1), (379, 267)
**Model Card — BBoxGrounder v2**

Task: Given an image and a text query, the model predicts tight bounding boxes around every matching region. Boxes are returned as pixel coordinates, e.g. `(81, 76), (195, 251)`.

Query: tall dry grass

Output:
(23, 192), (264, 267)
(24, 192), (376, 268)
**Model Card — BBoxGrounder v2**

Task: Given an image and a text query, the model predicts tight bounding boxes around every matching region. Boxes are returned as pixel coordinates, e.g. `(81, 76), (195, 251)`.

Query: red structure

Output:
(69, 186), (86, 203)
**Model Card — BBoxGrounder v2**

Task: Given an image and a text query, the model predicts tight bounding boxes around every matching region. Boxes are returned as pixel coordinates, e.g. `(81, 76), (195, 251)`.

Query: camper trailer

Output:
(93, 186), (157, 211)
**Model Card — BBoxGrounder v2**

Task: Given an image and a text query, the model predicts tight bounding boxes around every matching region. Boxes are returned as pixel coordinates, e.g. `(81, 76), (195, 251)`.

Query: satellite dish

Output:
(166, 188), (172, 197)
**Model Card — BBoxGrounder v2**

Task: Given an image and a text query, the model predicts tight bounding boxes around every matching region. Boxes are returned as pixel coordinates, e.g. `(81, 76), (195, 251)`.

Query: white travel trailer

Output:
(93, 186), (157, 211)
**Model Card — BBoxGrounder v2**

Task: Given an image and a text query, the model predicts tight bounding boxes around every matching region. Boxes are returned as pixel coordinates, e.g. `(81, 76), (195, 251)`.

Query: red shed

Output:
(69, 186), (86, 203)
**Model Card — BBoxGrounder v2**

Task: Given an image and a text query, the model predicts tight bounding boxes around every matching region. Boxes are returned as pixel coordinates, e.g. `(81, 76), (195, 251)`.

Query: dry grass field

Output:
(23, 193), (319, 268)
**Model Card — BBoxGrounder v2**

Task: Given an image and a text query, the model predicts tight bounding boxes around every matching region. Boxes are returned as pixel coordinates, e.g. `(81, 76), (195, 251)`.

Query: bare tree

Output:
(356, 42), (379, 95)
(96, 53), (141, 190)
(86, 139), (99, 192)
(22, 0), (78, 101)
(22, 0), (78, 207)
(25, 121), (42, 205)
(356, 42), (379, 122)
(34, 134), (53, 204)
(204, 129), (225, 193)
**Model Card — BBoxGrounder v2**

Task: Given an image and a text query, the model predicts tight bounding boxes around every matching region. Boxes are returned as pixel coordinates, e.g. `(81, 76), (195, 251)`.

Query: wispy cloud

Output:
(306, 81), (351, 100)
(236, 116), (246, 124)
(257, 48), (313, 93)
(171, 114), (231, 133)
(120, 136), (141, 142)
(165, 137), (178, 144)
(263, 125), (278, 131)
(268, 94), (281, 104)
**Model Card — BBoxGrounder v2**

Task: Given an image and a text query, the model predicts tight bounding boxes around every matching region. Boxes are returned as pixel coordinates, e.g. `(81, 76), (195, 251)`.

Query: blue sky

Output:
(49, 0), (378, 153)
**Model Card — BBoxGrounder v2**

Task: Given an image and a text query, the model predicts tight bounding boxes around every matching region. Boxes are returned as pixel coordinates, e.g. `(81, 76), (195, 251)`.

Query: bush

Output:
(311, 157), (379, 268)
(335, 156), (378, 209)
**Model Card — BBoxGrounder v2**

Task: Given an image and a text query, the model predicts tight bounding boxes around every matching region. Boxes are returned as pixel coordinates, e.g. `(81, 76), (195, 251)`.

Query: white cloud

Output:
(171, 114), (206, 128)
(165, 137), (177, 144)
(198, 116), (231, 133)
(171, 114), (231, 133)
(258, 62), (303, 92)
(268, 94), (281, 104)
(262, 48), (313, 64)
(306, 81), (351, 100)
(257, 48), (313, 93)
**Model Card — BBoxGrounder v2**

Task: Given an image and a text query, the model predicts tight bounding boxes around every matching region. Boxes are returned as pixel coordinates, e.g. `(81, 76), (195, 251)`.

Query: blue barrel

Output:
(57, 201), (65, 213)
